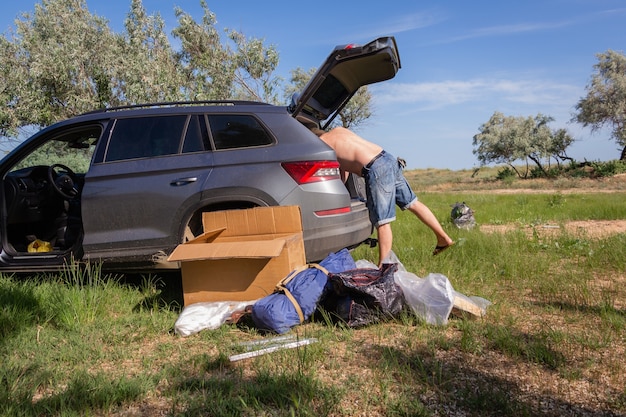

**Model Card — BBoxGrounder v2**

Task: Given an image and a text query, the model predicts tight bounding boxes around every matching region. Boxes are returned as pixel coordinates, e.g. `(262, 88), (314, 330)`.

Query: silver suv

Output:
(0, 36), (400, 272)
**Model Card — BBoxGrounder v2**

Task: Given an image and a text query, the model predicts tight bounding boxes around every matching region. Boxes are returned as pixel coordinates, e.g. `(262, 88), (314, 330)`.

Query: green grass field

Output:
(1, 171), (625, 416)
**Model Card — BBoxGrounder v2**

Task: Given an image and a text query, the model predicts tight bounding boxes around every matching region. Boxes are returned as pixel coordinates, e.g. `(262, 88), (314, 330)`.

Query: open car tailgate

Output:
(289, 36), (401, 126)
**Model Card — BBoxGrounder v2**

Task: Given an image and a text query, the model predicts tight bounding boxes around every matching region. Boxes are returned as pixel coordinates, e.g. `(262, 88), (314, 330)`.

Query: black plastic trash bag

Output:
(322, 263), (403, 327)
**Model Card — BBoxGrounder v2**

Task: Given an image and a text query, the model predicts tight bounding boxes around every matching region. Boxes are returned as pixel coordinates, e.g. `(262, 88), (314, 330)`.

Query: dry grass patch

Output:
(480, 219), (626, 239)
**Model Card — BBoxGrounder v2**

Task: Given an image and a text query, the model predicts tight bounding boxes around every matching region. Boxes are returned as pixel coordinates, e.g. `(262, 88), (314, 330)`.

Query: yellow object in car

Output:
(27, 239), (52, 253)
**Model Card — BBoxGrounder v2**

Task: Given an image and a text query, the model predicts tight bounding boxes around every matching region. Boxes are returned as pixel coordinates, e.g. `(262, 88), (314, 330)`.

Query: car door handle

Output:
(170, 177), (198, 186)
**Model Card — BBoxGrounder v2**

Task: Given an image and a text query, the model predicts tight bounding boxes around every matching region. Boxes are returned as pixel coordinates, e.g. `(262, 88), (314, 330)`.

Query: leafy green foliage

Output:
(1, 0), (374, 151)
(574, 49), (626, 160)
(496, 166), (517, 180)
(530, 159), (626, 179)
(0, 0), (283, 139)
(13, 138), (95, 173)
(589, 158), (626, 176)
(1, 0), (115, 134)
(473, 111), (575, 178)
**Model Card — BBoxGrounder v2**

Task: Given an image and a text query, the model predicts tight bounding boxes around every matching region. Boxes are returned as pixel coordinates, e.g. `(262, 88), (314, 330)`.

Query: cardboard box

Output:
(167, 206), (306, 305)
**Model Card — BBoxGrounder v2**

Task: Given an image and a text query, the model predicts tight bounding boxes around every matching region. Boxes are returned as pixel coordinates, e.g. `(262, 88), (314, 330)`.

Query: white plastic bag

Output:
(394, 271), (455, 325)
(174, 300), (254, 336)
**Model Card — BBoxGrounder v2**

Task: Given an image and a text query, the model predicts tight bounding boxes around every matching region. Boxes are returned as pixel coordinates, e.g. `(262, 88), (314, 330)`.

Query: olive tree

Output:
(0, 0), (283, 142)
(172, 0), (281, 103)
(0, 35), (21, 138)
(228, 30), (281, 103)
(114, 0), (184, 105)
(0, 0), (116, 135)
(473, 111), (575, 178)
(573, 49), (626, 160)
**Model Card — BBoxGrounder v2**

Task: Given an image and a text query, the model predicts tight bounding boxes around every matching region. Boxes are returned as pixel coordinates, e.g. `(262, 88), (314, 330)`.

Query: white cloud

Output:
(374, 11), (443, 35)
(373, 78), (581, 110)
(346, 10), (444, 41)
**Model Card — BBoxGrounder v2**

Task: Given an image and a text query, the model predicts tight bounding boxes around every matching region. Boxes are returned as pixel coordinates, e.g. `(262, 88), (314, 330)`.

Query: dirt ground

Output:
(480, 219), (626, 239)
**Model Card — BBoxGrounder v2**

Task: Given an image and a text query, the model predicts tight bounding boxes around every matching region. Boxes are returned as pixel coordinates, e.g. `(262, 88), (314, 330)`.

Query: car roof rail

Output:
(80, 100), (270, 115)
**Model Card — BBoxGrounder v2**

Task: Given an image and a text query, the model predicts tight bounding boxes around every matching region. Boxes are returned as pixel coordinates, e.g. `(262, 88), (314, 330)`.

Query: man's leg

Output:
(407, 201), (454, 248)
(377, 223), (393, 267)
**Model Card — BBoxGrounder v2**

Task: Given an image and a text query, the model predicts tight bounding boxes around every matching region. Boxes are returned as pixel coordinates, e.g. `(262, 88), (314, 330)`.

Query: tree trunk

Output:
(507, 163), (522, 178)
(621, 146), (626, 161)
(528, 155), (547, 176)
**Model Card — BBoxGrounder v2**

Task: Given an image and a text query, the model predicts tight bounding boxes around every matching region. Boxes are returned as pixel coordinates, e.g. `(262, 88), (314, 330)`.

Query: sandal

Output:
(433, 242), (455, 256)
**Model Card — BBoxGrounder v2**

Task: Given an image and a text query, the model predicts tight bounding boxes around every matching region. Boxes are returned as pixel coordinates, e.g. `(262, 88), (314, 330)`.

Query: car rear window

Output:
(105, 115), (187, 162)
(312, 74), (348, 109)
(207, 114), (273, 150)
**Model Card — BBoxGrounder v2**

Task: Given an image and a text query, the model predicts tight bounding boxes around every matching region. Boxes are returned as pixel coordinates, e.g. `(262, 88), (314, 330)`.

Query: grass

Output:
(1, 170), (626, 416)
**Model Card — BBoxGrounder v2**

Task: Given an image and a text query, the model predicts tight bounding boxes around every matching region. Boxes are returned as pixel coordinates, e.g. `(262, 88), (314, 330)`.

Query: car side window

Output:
(10, 126), (101, 174)
(207, 114), (273, 150)
(105, 115), (187, 162)
(182, 115), (210, 153)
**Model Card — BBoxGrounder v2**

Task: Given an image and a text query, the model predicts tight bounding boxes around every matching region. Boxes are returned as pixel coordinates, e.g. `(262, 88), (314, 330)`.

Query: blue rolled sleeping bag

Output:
(251, 249), (356, 333)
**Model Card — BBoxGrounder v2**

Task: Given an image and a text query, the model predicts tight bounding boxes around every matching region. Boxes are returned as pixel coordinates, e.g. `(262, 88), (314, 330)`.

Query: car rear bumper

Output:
(301, 200), (373, 262)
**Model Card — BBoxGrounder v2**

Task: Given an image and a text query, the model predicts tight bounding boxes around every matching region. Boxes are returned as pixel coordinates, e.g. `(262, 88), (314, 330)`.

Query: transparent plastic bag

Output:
(356, 251), (489, 325)
(451, 201), (476, 230)
(394, 271), (455, 325)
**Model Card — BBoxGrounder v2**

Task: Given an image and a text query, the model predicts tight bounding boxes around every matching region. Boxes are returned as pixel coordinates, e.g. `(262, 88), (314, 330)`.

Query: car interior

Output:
(2, 127), (99, 254)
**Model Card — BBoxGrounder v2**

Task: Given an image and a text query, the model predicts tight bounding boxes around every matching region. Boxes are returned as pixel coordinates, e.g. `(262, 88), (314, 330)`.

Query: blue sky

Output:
(2, 0), (625, 170)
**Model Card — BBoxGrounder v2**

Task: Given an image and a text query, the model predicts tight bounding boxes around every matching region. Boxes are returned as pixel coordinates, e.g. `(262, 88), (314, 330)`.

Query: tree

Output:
(547, 128), (575, 167)
(171, 3), (237, 101)
(114, 0), (183, 105)
(285, 67), (373, 130)
(0, 35), (21, 138)
(228, 30), (281, 103)
(473, 111), (575, 178)
(0, 0), (283, 142)
(172, 0), (281, 103)
(0, 0), (116, 136)
(574, 50), (626, 160)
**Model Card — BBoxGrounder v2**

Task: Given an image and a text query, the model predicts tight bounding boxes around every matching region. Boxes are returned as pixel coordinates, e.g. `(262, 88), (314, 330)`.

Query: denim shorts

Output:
(362, 151), (417, 227)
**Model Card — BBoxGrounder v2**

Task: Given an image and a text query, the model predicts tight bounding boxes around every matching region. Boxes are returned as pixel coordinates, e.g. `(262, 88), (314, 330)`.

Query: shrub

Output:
(590, 160), (626, 177)
(496, 167), (516, 180)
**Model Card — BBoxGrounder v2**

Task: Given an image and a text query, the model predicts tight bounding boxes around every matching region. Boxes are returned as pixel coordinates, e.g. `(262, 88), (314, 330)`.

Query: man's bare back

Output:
(318, 127), (383, 176)
(309, 125), (454, 263)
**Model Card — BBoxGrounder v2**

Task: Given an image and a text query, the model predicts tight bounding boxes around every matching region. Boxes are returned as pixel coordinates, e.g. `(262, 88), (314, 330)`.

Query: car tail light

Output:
(315, 207), (351, 216)
(281, 161), (340, 184)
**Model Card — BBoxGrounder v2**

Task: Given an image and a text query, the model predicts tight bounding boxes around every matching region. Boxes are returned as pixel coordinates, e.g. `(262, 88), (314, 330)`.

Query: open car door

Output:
(289, 36), (401, 128)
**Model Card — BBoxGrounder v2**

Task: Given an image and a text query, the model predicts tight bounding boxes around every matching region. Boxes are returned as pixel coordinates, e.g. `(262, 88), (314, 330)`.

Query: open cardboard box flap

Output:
(168, 238), (286, 262)
(167, 206), (303, 263)
(183, 227), (226, 244)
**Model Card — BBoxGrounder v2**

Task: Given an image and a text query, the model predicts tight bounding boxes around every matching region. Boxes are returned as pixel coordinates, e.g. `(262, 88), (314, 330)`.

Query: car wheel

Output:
(181, 204), (261, 244)
(182, 225), (196, 243)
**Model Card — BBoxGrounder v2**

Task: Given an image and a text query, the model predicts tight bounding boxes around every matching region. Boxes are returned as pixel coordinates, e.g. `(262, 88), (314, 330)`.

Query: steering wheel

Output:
(48, 163), (78, 199)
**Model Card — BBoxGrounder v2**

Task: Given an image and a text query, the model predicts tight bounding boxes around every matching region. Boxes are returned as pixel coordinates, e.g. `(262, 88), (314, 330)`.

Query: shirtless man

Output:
(313, 126), (454, 265)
